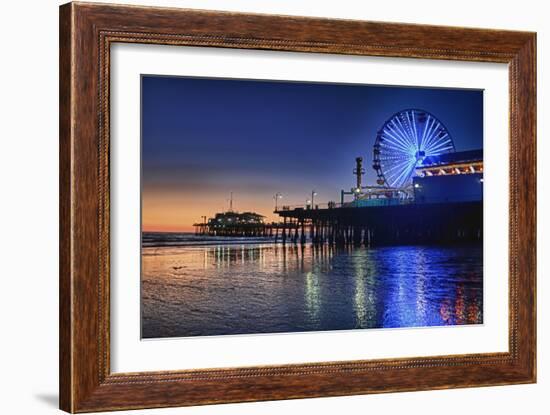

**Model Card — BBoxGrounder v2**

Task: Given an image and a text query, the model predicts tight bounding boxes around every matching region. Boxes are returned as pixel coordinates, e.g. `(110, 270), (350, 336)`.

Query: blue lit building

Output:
(413, 149), (483, 204)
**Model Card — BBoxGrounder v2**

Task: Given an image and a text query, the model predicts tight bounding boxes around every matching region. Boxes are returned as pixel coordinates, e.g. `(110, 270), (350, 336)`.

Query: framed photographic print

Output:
(59, 2), (536, 412)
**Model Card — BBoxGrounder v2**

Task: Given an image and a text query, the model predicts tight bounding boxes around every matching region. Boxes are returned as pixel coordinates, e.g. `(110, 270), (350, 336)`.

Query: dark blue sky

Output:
(141, 75), (482, 230)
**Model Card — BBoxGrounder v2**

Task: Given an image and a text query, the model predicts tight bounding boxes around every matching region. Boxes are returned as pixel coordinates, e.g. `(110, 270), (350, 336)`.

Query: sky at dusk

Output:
(142, 75), (483, 232)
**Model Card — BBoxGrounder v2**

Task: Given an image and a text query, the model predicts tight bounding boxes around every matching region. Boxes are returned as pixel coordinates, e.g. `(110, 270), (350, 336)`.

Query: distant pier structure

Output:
(195, 211), (265, 236)
(193, 210), (292, 240)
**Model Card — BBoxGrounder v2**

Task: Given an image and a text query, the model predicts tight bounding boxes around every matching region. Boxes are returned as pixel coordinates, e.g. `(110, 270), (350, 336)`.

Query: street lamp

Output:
(273, 192), (282, 211)
(479, 177), (484, 198)
(311, 190), (317, 207)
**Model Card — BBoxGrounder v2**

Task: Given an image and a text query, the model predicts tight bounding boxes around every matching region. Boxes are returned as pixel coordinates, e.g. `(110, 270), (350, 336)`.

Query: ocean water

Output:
(141, 233), (483, 338)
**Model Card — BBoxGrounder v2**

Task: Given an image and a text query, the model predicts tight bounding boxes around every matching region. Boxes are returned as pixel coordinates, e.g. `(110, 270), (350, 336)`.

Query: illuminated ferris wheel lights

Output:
(373, 109), (456, 188)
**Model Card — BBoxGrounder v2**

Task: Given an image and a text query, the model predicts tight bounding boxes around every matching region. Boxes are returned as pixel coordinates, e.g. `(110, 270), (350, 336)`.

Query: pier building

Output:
(413, 149), (483, 204)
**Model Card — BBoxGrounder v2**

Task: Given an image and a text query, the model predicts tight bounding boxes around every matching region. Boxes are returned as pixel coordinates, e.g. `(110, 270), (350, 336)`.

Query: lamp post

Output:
(273, 192), (282, 211)
(311, 190), (317, 208)
(479, 177), (484, 198)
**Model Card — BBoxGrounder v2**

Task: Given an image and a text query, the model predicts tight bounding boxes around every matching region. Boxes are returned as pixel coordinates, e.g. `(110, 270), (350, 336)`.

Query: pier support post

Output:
(353, 226), (362, 246)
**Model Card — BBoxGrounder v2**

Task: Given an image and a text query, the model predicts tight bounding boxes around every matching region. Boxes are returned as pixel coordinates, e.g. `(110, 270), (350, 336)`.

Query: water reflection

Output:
(142, 243), (483, 338)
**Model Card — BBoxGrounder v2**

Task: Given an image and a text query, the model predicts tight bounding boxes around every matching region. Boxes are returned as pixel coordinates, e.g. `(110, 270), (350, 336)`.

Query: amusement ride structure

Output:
(373, 109), (456, 188)
(342, 109), (457, 204)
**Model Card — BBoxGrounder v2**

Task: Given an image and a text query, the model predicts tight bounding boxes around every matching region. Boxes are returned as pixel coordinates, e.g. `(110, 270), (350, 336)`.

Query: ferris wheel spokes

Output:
(373, 109), (456, 188)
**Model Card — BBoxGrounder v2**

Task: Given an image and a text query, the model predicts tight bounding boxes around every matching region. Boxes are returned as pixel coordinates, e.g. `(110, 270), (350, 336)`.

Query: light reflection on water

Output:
(141, 244), (482, 338)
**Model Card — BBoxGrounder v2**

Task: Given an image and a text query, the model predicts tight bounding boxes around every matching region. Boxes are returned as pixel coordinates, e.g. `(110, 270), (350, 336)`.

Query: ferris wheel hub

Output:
(415, 150), (426, 162)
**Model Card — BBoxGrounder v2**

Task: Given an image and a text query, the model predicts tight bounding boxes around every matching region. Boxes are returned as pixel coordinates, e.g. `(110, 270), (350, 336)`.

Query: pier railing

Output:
(275, 202), (341, 212)
(274, 194), (484, 213)
(275, 198), (413, 212)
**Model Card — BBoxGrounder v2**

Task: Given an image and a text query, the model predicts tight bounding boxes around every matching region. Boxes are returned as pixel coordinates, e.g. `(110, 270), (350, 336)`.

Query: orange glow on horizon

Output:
(142, 224), (195, 233)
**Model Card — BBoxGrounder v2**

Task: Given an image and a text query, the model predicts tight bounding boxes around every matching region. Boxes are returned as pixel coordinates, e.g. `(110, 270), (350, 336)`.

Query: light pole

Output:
(311, 190), (317, 208)
(479, 177), (484, 198)
(273, 192), (282, 211)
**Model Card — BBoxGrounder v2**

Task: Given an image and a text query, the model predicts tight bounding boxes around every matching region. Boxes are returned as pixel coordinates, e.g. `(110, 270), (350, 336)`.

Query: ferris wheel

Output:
(372, 109), (455, 188)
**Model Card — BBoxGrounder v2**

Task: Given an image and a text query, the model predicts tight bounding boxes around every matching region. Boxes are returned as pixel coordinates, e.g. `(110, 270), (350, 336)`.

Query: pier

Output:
(193, 150), (483, 248)
(274, 200), (482, 247)
(193, 210), (295, 242)
(194, 200), (482, 247)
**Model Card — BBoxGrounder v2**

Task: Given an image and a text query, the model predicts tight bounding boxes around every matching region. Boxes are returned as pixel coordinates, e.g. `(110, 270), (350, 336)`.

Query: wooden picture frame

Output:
(59, 2), (536, 412)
